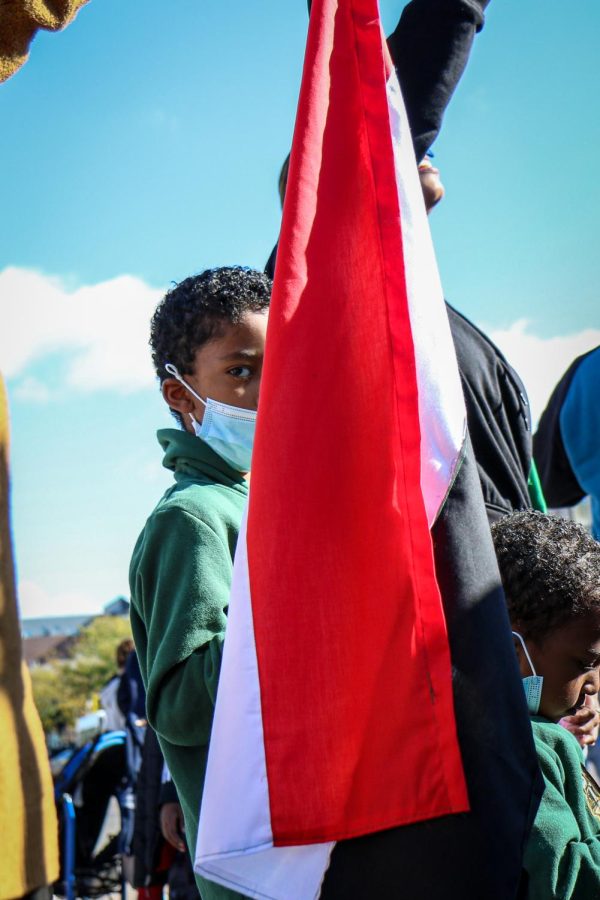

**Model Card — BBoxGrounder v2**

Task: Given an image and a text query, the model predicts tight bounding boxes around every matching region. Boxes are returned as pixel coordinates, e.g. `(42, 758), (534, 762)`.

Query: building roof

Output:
(22, 634), (74, 666)
(20, 614), (94, 640)
(21, 597), (129, 643)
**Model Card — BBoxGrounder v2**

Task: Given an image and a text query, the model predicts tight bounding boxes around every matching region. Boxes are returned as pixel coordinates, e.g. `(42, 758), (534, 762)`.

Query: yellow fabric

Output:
(0, 0), (90, 83)
(0, 376), (58, 899)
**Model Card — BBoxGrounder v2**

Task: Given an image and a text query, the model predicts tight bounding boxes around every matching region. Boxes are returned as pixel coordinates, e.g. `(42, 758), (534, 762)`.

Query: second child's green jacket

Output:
(129, 429), (249, 900)
(525, 718), (600, 899)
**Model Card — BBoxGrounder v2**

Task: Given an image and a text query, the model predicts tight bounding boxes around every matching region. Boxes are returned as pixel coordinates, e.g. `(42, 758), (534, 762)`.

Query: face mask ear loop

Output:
(164, 363), (207, 408)
(512, 631), (537, 677)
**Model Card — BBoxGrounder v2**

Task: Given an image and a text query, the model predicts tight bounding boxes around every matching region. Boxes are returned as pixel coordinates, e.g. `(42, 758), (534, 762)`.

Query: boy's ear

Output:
(511, 625), (529, 677)
(162, 378), (195, 418)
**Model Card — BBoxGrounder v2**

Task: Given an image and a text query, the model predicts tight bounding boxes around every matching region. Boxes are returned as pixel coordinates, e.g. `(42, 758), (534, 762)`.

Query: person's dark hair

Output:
(116, 638), (134, 670)
(150, 266), (271, 424)
(151, 266), (271, 382)
(491, 511), (600, 640)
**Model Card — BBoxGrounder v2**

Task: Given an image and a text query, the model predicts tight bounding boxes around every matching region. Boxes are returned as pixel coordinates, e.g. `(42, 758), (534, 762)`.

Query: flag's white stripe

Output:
(386, 73), (466, 525)
(195, 504), (335, 900)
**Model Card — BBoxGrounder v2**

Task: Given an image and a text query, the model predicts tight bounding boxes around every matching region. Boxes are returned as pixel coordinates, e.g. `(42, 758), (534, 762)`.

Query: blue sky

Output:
(1, 0), (599, 617)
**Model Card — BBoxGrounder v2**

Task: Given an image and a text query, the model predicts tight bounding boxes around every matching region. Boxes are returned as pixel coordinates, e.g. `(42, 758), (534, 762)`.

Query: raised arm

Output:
(387, 0), (492, 161)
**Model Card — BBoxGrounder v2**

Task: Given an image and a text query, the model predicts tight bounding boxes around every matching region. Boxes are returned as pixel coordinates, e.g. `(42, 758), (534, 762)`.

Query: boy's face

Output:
(517, 610), (600, 721)
(163, 310), (268, 431)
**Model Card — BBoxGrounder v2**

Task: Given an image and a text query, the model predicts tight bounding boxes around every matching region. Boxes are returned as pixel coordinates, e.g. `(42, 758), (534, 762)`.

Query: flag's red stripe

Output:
(247, 0), (467, 844)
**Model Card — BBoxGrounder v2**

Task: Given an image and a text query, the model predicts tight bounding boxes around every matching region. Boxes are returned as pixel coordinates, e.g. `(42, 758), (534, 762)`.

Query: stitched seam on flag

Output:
(198, 840), (272, 859)
(199, 844), (335, 900)
(198, 862), (280, 900)
(350, 0), (461, 813)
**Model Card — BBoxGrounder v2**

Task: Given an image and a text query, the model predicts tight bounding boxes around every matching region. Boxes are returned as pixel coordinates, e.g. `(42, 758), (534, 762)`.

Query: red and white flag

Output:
(196, 0), (468, 896)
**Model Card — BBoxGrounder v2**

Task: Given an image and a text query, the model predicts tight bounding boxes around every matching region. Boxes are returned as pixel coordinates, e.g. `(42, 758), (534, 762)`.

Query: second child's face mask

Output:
(165, 363), (256, 473)
(512, 631), (544, 715)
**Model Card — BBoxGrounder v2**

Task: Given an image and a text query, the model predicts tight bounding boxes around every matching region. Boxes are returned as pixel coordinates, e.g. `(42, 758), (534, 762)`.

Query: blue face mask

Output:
(512, 631), (544, 715)
(165, 364), (256, 473)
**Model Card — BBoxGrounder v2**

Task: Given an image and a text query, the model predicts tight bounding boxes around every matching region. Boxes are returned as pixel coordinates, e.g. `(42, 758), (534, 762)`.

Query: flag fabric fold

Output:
(196, 0), (541, 897)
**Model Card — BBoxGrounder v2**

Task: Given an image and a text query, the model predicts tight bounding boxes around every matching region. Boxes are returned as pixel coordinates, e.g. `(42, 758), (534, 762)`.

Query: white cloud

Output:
(18, 579), (104, 618)
(484, 319), (600, 426)
(12, 375), (52, 403)
(1, 267), (598, 426)
(0, 266), (163, 392)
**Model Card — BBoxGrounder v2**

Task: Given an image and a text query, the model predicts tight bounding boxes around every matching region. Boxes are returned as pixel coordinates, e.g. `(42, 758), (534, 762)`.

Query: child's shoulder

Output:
(150, 478), (244, 536)
(130, 481), (243, 580)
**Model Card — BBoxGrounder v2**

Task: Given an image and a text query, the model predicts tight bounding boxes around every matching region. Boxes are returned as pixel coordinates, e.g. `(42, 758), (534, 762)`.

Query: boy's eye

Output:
(577, 660), (600, 673)
(228, 366), (252, 379)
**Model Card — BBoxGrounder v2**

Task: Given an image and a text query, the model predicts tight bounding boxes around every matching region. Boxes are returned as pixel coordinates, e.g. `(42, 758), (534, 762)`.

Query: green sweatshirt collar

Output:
(157, 428), (248, 491)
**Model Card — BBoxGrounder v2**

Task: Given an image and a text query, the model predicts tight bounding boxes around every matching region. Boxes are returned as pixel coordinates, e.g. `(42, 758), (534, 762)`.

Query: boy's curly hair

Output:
(491, 510), (600, 640)
(150, 266), (271, 384)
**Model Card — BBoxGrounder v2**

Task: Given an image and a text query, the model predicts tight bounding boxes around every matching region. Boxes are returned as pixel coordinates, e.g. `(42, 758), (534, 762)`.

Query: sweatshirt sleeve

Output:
(387, 0), (491, 162)
(525, 738), (600, 899)
(130, 505), (232, 748)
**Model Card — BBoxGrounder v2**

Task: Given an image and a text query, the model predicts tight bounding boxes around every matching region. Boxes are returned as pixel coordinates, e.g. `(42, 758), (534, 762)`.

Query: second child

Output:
(492, 511), (600, 899)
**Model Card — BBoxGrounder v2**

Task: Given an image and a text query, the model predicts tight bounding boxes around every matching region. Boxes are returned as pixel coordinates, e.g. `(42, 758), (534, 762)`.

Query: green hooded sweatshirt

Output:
(129, 429), (249, 900)
(525, 718), (600, 899)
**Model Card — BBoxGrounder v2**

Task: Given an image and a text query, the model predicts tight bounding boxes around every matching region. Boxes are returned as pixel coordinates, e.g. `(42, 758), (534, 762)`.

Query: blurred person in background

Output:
(100, 637), (134, 732)
(132, 726), (200, 900)
(534, 345), (600, 543)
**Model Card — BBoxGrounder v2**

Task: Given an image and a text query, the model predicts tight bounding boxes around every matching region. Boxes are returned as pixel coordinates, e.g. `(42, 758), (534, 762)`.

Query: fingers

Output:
(564, 707), (597, 728)
(176, 807), (187, 846)
(561, 708), (600, 748)
(160, 803), (187, 852)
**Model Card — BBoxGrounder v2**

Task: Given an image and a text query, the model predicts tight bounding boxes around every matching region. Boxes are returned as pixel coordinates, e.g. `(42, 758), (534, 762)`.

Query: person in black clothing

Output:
(386, 0), (535, 521)
(446, 305), (533, 520)
(117, 647), (147, 789)
(132, 726), (200, 900)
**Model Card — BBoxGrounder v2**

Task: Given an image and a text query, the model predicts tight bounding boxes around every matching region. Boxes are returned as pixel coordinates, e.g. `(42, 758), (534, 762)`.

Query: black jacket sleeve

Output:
(387, 0), (492, 161)
(159, 779), (180, 807)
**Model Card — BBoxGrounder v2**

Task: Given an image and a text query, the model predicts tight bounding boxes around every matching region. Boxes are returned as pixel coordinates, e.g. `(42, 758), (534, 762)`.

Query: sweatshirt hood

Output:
(157, 428), (248, 491)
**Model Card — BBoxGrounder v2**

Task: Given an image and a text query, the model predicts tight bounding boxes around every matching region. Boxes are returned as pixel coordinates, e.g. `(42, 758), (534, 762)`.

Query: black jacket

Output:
(132, 726), (168, 888)
(446, 304), (532, 521)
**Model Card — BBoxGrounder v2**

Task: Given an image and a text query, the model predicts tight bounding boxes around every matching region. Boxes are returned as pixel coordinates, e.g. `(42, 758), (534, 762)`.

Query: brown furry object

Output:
(0, 0), (90, 83)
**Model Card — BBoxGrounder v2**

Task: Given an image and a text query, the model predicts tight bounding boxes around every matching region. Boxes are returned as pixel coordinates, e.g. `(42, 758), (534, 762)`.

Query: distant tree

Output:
(31, 615), (132, 733)
(64, 615), (132, 697)
(30, 665), (79, 733)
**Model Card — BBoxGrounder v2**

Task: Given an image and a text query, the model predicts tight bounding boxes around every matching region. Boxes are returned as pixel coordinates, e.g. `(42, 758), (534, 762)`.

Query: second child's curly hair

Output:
(491, 511), (600, 640)
(150, 266), (272, 384)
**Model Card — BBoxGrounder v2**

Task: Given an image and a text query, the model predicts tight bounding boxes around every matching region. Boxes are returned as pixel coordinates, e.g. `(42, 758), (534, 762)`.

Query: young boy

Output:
(129, 266), (271, 900)
(491, 511), (600, 900)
